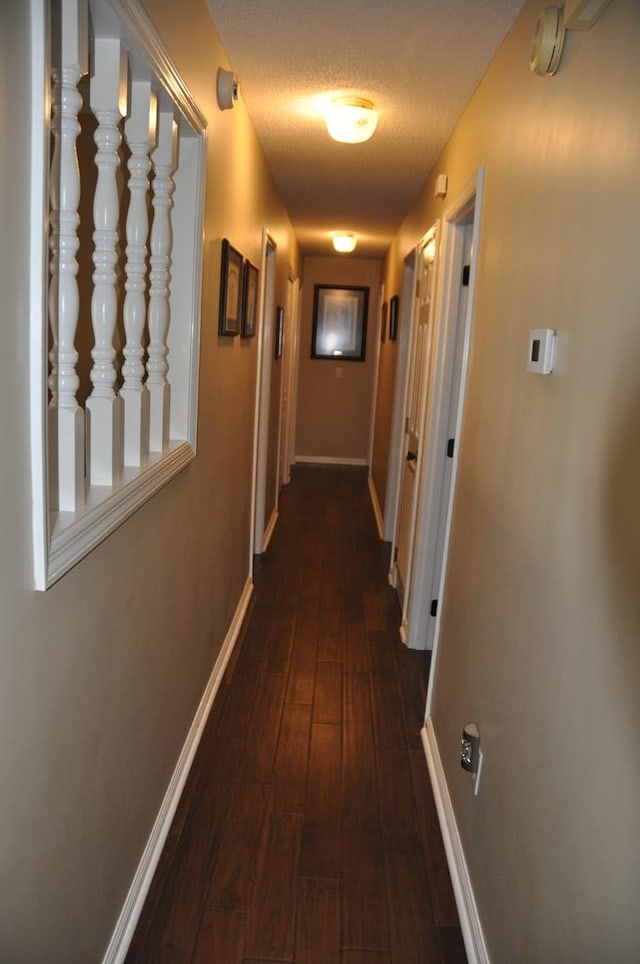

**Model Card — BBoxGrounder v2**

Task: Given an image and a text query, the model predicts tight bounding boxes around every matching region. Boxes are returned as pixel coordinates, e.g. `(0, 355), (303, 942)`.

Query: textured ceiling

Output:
(205, 0), (525, 257)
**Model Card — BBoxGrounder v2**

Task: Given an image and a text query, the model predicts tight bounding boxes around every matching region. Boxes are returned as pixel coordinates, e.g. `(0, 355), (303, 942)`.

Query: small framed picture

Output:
(275, 306), (284, 359)
(389, 295), (399, 341)
(241, 260), (259, 338)
(311, 285), (368, 361)
(218, 239), (243, 336)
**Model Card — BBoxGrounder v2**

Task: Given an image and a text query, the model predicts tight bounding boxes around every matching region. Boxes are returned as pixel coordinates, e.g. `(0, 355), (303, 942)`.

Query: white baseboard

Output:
(294, 455), (368, 466)
(102, 576), (254, 964)
(421, 718), (490, 964)
(262, 507), (278, 552)
(367, 473), (384, 539)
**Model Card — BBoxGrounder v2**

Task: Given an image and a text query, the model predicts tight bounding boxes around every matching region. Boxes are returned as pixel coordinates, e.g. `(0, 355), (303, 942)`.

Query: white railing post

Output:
(49, 0), (88, 511)
(86, 37), (127, 486)
(148, 111), (178, 452)
(121, 82), (157, 467)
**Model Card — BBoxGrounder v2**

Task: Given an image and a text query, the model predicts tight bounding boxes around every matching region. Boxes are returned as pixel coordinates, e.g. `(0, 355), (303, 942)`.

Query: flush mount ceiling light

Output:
(332, 232), (357, 253)
(326, 97), (378, 144)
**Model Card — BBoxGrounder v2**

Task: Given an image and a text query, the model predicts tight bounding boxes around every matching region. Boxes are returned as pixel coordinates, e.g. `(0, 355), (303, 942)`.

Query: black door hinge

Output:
(447, 438), (455, 458)
(462, 264), (470, 287)
(430, 599), (438, 617)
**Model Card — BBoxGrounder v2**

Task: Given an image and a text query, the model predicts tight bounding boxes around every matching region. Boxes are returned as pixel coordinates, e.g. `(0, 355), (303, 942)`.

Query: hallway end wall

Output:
(382, 0), (640, 960)
(295, 256), (382, 463)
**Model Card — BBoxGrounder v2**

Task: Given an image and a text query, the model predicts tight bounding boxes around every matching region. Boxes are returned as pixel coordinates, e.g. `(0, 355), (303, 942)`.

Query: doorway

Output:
(251, 230), (277, 564)
(408, 168), (485, 660)
(388, 226), (439, 619)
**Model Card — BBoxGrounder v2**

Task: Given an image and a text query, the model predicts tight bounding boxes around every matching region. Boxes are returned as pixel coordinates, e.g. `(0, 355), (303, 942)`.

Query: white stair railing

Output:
(48, 0), (88, 512)
(121, 81), (157, 467)
(148, 112), (178, 453)
(86, 36), (127, 486)
(30, 0), (207, 589)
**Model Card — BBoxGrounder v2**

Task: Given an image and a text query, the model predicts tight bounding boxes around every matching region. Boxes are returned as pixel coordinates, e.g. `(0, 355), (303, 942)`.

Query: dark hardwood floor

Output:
(126, 465), (466, 963)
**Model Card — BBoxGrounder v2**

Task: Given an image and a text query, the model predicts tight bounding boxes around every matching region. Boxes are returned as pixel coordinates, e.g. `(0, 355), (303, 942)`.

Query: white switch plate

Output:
(527, 328), (556, 375)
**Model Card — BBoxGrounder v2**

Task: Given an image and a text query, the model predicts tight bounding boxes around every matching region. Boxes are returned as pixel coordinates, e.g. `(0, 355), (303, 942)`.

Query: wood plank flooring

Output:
(126, 466), (466, 963)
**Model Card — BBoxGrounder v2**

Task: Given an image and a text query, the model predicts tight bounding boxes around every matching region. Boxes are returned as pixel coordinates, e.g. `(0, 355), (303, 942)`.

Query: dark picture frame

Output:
(380, 300), (388, 343)
(389, 294), (399, 341)
(241, 259), (259, 338)
(275, 306), (284, 359)
(311, 284), (368, 361)
(218, 239), (243, 336)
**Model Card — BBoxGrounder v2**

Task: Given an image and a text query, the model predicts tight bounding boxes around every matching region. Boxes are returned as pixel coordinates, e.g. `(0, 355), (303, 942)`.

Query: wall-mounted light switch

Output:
(335, 366), (343, 379)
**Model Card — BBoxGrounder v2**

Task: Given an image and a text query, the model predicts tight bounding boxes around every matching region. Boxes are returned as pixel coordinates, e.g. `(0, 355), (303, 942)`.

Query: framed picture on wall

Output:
(275, 306), (284, 359)
(218, 239), (243, 336)
(389, 294), (399, 341)
(311, 284), (368, 361)
(241, 259), (259, 338)
(380, 300), (388, 343)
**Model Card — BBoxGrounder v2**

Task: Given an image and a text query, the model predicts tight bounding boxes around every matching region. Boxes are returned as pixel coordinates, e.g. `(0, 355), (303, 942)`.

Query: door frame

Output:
(408, 167), (484, 662)
(279, 272), (300, 488)
(250, 229), (277, 567)
(383, 251), (419, 545)
(387, 224), (439, 609)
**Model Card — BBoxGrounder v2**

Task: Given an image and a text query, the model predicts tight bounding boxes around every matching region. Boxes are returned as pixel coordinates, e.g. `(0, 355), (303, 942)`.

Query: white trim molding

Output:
(102, 577), (254, 964)
(295, 455), (368, 467)
(421, 718), (490, 964)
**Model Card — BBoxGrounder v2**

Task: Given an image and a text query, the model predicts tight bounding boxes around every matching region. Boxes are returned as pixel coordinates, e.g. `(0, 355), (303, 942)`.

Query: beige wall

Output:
(296, 256), (381, 461)
(0, 0), (299, 959)
(380, 0), (640, 960)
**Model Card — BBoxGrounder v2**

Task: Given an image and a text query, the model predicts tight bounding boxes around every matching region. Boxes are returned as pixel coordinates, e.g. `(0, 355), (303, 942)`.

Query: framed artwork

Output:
(275, 306), (284, 359)
(241, 259), (259, 338)
(380, 300), (388, 343)
(218, 239), (243, 336)
(389, 294), (399, 341)
(311, 284), (368, 361)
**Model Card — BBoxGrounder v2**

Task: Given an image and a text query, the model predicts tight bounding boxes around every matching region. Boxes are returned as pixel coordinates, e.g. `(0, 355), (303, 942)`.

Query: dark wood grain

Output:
(313, 659), (342, 725)
(191, 908), (246, 964)
(386, 851), (441, 963)
(305, 722), (342, 828)
(272, 701), (313, 814)
(243, 811), (302, 960)
(126, 467), (465, 963)
(343, 673), (378, 811)
(295, 877), (340, 964)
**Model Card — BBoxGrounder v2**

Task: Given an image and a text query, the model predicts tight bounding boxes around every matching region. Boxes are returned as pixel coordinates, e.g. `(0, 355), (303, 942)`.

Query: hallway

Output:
(127, 466), (466, 962)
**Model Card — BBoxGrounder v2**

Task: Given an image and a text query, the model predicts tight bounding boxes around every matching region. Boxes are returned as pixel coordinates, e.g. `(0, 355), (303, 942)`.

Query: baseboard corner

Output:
(421, 717), (490, 964)
(367, 473), (384, 539)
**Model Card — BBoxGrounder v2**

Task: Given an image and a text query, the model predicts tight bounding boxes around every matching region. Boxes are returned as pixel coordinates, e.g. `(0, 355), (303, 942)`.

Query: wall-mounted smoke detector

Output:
(530, 6), (565, 76)
(217, 68), (239, 110)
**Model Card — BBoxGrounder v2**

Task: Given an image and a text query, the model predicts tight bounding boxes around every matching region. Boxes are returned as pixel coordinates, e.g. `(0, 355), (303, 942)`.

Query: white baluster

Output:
(148, 112), (178, 452)
(121, 83), (157, 467)
(86, 38), (127, 486)
(49, 0), (88, 511)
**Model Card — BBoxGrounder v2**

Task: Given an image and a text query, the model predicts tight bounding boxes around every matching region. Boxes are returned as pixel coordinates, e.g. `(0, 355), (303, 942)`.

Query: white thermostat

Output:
(527, 328), (556, 375)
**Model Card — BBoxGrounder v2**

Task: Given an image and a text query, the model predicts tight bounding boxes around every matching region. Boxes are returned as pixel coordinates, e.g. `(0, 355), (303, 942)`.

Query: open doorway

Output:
(406, 169), (485, 670)
(250, 230), (277, 566)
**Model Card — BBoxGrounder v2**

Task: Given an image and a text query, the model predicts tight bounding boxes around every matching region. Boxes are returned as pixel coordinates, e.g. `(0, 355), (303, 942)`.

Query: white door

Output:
(405, 168), (485, 663)
(393, 229), (438, 610)
(252, 232), (277, 560)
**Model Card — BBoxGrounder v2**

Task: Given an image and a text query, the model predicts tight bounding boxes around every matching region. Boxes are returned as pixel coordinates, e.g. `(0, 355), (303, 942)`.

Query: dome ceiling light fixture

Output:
(332, 232), (357, 253)
(326, 96), (378, 144)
